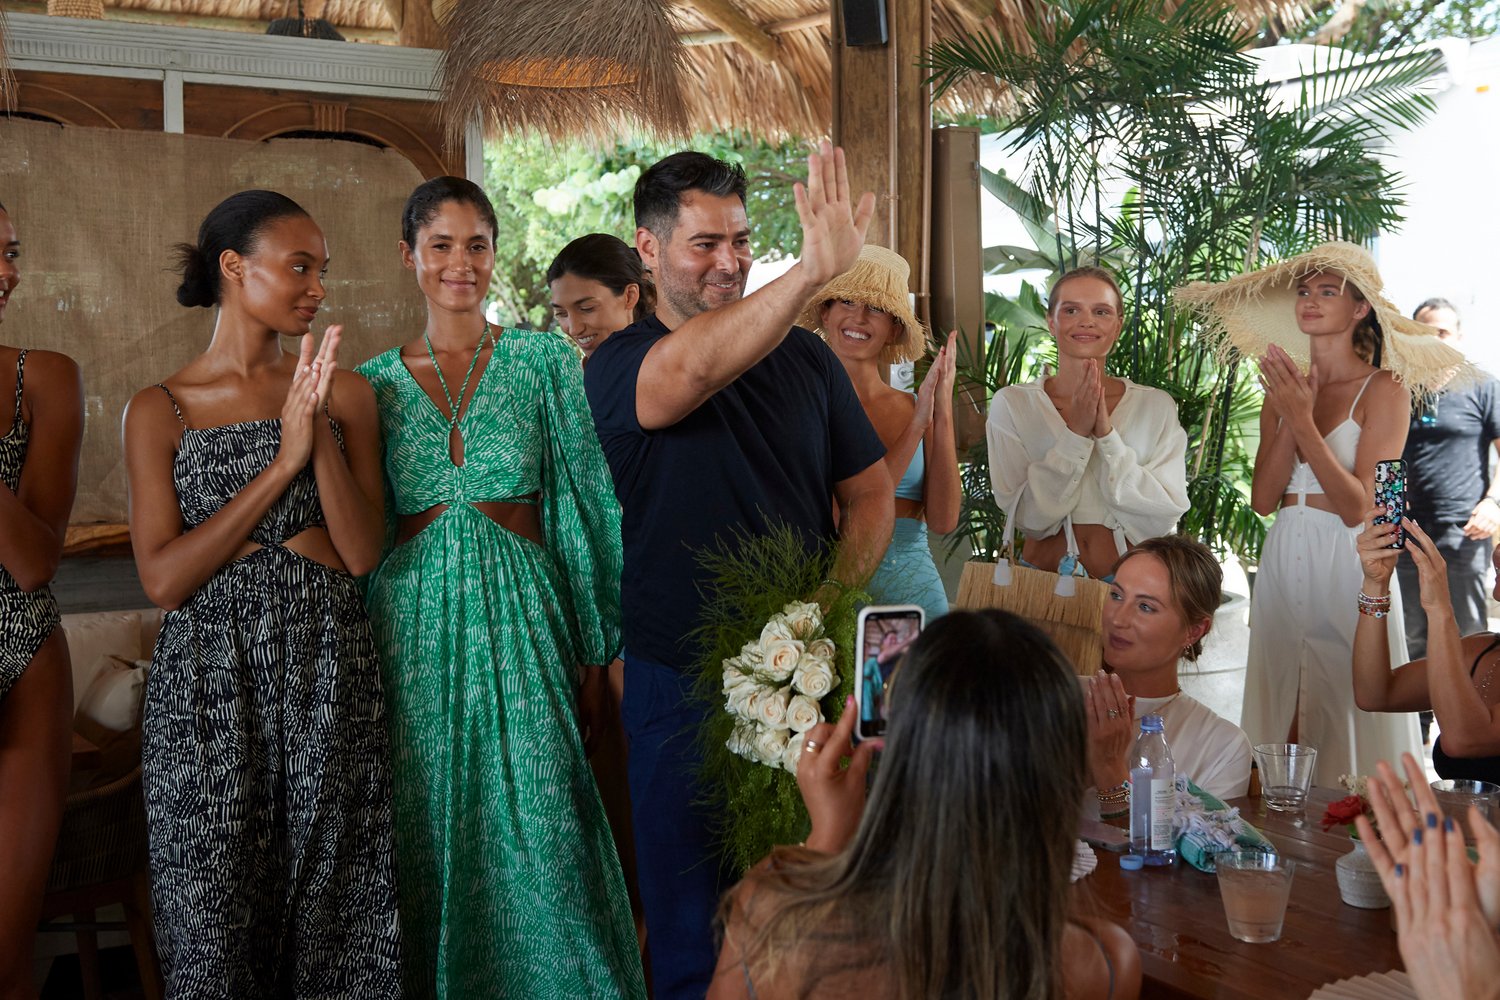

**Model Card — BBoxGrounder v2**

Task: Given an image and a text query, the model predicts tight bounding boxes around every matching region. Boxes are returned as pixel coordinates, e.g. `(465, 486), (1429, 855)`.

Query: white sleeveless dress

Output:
(1241, 373), (1422, 784)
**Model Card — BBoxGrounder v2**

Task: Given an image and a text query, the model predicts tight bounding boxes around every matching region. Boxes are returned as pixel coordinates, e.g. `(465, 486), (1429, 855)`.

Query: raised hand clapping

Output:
(793, 142), (876, 289)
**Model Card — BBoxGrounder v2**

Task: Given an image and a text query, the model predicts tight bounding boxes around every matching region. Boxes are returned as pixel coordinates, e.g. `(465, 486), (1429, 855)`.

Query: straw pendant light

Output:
(438, 0), (689, 140)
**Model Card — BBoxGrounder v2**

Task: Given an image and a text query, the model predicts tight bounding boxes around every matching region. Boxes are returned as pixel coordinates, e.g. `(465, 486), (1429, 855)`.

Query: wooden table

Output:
(71, 731), (102, 772)
(1081, 787), (1403, 999)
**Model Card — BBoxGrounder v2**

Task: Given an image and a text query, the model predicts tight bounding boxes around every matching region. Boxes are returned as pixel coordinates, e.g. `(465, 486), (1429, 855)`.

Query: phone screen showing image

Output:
(1374, 458), (1407, 549)
(854, 605), (924, 742)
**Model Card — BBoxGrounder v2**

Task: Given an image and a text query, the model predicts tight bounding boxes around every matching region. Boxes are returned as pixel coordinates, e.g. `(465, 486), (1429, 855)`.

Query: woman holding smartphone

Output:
(710, 609), (1141, 999)
(1177, 241), (1465, 783)
(1355, 513), (1500, 782)
(0, 199), (85, 996)
(124, 190), (399, 993)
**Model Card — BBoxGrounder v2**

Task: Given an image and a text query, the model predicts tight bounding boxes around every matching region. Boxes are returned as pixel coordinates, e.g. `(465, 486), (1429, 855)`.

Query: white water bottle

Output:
(1128, 714), (1177, 866)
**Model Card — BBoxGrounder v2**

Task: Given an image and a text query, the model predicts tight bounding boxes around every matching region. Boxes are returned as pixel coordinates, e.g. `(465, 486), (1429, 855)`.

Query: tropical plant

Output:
(928, 0), (1440, 565)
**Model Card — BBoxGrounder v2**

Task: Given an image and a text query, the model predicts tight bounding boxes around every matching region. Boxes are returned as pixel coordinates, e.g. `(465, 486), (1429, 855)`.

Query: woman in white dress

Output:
(987, 267), (1189, 581)
(1177, 242), (1468, 784)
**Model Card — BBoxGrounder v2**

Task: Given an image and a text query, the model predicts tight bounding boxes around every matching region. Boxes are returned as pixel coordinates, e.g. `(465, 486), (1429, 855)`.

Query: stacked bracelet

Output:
(1358, 591), (1392, 619)
(1097, 782), (1129, 818)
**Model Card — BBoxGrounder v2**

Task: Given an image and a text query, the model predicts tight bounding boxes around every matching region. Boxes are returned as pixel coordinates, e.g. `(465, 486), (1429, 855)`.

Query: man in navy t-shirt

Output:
(585, 144), (892, 999)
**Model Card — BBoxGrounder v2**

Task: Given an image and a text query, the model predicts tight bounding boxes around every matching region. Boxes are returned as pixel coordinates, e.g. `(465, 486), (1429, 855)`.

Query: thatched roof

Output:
(18, 0), (1299, 138)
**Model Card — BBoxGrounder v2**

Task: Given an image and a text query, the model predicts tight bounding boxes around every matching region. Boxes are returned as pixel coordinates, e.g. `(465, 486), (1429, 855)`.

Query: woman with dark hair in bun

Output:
(0, 199), (85, 996)
(547, 232), (655, 361)
(358, 178), (643, 997)
(123, 190), (400, 995)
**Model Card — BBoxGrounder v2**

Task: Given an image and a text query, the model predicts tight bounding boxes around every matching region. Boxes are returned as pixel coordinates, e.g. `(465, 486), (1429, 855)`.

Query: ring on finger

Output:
(803, 739), (821, 753)
(1107, 709), (1120, 719)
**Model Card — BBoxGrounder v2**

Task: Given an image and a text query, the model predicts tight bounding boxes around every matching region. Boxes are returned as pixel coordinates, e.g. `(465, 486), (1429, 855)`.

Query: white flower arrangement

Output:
(721, 600), (833, 776)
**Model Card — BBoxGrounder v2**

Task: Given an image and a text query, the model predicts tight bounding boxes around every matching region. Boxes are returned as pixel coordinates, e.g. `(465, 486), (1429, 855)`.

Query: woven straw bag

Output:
(954, 496), (1108, 675)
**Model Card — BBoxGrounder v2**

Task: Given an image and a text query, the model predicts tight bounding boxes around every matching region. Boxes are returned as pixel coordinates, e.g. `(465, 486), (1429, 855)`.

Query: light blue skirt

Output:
(867, 517), (949, 623)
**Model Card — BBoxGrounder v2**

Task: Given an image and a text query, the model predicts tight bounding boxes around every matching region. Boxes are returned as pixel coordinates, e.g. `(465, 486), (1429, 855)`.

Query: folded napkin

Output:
(1174, 777), (1276, 872)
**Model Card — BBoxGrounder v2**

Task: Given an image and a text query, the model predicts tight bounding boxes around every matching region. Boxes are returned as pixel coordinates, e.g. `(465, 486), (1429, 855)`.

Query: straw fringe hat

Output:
(1174, 241), (1471, 397)
(800, 244), (927, 365)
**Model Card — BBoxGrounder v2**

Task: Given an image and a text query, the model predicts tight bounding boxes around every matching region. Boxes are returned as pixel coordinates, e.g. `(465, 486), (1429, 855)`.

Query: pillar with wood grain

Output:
(831, 0), (933, 333)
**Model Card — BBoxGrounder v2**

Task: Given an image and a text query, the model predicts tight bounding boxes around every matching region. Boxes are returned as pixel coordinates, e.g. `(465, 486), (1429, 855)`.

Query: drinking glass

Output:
(1431, 779), (1500, 845)
(1216, 851), (1296, 943)
(1253, 743), (1318, 813)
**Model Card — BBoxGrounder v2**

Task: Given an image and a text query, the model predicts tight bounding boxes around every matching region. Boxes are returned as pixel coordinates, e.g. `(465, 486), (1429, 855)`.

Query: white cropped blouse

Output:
(986, 375), (1190, 549)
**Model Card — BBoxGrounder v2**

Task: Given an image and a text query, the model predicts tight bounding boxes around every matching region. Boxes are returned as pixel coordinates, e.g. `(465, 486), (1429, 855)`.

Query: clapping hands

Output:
(1258, 343), (1318, 428)
(1357, 753), (1500, 1000)
(276, 326), (340, 471)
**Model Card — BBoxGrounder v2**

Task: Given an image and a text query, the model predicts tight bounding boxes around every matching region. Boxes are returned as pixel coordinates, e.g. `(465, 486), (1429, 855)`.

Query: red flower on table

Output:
(1321, 794), (1370, 833)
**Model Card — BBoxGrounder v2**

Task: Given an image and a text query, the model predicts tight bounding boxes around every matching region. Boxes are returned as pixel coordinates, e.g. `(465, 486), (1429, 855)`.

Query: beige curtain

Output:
(0, 118), (430, 523)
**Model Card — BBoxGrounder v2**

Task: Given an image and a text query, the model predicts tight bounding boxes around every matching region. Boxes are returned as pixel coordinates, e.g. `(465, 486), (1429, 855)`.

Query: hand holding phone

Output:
(1374, 458), (1407, 549)
(853, 605), (923, 742)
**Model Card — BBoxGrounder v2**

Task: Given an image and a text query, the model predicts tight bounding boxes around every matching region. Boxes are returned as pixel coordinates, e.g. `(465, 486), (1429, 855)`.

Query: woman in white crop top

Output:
(986, 267), (1189, 580)
(1242, 266), (1420, 784)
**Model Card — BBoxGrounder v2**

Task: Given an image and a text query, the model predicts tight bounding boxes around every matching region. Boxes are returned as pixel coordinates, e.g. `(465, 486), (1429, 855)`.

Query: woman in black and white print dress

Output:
(123, 190), (400, 996)
(0, 200), (85, 997)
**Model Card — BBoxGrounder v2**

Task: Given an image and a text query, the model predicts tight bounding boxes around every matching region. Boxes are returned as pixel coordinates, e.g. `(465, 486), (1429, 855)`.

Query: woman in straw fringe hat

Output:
(1176, 240), (1471, 785)
(986, 266), (1190, 583)
(801, 244), (959, 622)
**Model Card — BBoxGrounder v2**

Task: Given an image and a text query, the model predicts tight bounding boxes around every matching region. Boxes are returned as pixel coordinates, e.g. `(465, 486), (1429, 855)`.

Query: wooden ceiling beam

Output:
(681, 0), (778, 62)
(679, 12), (824, 47)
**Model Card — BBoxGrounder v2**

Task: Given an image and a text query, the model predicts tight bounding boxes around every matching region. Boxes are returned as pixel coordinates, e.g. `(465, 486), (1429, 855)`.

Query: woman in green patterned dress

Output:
(358, 177), (644, 998)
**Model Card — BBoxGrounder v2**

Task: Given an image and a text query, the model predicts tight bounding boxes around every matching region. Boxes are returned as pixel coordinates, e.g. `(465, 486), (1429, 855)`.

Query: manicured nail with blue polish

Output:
(1395, 863), (1405, 877)
(1445, 816), (1456, 833)
(1427, 812), (1439, 829)
(1414, 827), (1423, 845)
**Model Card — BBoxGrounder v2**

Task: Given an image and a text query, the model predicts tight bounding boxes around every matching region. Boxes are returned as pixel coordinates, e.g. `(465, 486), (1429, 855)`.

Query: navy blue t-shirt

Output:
(1403, 375), (1500, 525)
(584, 314), (886, 668)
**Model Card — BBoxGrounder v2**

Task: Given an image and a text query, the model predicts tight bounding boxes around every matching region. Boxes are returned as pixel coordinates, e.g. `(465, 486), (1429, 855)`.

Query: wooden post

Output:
(831, 0), (933, 332)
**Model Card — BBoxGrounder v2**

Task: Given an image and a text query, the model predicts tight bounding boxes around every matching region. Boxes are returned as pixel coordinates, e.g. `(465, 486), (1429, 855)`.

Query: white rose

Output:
(807, 637), (836, 662)
(781, 601), (822, 640)
(792, 657), (836, 700)
(759, 615), (794, 645)
(785, 693), (822, 733)
(780, 736), (804, 775)
(726, 681), (757, 720)
(740, 640), (765, 670)
(726, 720), (758, 760)
(757, 685), (791, 728)
(754, 724), (790, 765)
(762, 638), (805, 681)
(722, 657), (745, 692)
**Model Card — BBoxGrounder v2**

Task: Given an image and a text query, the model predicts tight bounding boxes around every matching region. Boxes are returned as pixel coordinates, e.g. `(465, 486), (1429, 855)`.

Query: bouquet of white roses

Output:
(720, 600), (839, 776)
(690, 520), (861, 873)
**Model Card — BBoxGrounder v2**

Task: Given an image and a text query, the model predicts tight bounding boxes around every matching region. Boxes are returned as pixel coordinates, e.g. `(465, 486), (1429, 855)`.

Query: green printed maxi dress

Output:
(358, 330), (644, 999)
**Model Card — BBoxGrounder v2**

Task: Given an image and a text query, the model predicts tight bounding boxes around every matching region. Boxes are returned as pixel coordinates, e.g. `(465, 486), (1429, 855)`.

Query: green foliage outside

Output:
(482, 132), (809, 328)
(1267, 0), (1499, 52)
(928, 0), (1441, 566)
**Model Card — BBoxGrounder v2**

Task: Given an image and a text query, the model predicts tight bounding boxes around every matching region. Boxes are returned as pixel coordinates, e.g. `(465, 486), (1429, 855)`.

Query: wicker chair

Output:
(38, 764), (162, 1000)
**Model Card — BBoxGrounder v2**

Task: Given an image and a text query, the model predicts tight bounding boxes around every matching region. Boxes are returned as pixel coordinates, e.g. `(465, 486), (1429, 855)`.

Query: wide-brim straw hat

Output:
(1174, 241), (1470, 397)
(800, 244), (928, 365)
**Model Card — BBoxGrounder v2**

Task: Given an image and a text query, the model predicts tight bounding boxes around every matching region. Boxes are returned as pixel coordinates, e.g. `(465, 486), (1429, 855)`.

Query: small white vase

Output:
(1336, 839), (1390, 909)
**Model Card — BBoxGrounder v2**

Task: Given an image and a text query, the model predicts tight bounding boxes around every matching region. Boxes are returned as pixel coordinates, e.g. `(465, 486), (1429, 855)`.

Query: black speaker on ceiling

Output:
(842, 0), (889, 46)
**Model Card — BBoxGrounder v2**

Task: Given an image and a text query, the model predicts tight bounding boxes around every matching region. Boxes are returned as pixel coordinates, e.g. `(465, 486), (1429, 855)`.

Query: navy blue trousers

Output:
(621, 652), (734, 1000)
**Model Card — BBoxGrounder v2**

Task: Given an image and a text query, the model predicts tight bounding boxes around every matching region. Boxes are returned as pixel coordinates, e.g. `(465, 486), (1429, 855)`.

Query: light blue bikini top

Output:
(895, 439), (925, 501)
(1285, 371), (1375, 495)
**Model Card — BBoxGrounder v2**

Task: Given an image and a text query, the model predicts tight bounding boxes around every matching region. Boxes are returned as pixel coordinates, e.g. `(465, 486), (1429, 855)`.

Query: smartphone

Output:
(853, 604), (924, 742)
(1373, 458), (1407, 549)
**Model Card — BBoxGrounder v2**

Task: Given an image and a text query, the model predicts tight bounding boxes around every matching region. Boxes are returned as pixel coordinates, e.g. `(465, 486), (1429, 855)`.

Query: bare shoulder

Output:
(19, 348), (81, 385)
(123, 382), (183, 440)
(1064, 917), (1142, 1000)
(1367, 367), (1408, 401)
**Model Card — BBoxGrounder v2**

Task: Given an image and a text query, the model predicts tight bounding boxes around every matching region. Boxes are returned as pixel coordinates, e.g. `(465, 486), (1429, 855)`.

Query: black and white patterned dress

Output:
(142, 385), (401, 997)
(0, 349), (61, 701)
